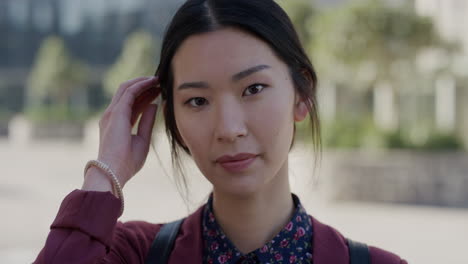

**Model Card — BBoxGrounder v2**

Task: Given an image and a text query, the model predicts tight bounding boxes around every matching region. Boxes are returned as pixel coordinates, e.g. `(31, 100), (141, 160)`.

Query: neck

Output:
(211, 160), (294, 254)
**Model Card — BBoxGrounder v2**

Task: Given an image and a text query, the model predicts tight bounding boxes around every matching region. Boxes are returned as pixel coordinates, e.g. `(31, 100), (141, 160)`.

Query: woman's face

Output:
(172, 27), (308, 196)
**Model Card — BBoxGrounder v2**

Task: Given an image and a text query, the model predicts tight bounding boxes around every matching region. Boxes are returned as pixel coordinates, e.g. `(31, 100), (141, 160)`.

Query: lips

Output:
(216, 153), (258, 172)
(216, 153), (258, 163)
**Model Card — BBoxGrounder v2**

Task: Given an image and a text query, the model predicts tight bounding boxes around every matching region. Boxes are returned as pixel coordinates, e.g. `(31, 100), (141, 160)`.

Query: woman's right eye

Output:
(185, 97), (208, 108)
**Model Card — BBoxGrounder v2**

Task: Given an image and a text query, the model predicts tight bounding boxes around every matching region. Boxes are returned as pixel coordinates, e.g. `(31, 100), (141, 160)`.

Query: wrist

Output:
(83, 159), (125, 216)
(82, 166), (118, 197)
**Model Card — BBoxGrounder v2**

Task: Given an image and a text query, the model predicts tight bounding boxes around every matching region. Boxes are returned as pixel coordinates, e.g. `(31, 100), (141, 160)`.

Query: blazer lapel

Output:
(311, 215), (350, 264)
(168, 205), (204, 264)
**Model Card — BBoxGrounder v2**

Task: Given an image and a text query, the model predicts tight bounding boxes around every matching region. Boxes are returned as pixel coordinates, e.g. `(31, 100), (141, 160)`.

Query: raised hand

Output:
(83, 76), (161, 192)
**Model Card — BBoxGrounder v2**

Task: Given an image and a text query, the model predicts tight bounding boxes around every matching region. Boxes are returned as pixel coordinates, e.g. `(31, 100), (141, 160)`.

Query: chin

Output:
(213, 173), (267, 198)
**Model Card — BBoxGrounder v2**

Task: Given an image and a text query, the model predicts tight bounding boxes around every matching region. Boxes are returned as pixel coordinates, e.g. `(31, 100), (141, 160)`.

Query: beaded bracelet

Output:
(84, 159), (124, 216)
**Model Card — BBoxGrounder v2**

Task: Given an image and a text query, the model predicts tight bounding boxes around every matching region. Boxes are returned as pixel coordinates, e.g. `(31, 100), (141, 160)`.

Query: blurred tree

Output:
(308, 0), (462, 147)
(309, 0), (453, 87)
(103, 31), (160, 100)
(306, 0), (459, 150)
(25, 36), (89, 122)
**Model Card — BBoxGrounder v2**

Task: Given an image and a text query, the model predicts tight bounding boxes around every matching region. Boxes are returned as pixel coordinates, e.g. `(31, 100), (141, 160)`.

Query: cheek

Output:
(176, 114), (215, 178)
(253, 92), (294, 143)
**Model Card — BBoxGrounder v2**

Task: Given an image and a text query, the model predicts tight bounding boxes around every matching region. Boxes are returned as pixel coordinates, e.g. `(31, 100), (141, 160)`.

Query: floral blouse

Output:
(202, 193), (313, 264)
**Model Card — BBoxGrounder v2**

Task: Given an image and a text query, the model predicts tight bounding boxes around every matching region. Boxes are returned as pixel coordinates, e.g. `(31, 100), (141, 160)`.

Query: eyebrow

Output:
(177, 64), (271, 90)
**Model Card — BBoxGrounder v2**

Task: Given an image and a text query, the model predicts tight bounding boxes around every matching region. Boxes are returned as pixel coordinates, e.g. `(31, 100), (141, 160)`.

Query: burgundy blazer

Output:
(34, 190), (407, 263)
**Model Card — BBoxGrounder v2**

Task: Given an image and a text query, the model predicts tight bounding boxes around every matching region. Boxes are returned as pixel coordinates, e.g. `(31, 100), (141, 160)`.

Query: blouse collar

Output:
(202, 193), (313, 264)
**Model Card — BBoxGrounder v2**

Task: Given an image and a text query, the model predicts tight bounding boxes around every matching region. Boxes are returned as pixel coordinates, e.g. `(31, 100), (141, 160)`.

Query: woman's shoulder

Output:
(111, 220), (163, 261)
(310, 215), (408, 264)
(114, 202), (205, 242)
(115, 219), (163, 242)
(112, 205), (205, 263)
(368, 244), (408, 264)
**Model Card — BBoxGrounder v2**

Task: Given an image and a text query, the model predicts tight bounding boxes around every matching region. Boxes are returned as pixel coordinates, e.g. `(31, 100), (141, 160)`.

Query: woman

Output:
(34, 0), (407, 263)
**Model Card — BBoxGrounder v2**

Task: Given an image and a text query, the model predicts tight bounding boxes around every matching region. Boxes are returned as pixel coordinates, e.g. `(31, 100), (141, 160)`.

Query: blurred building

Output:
(415, 0), (468, 53)
(1, 0), (183, 114)
(1, 0), (467, 147)
(414, 0), (468, 146)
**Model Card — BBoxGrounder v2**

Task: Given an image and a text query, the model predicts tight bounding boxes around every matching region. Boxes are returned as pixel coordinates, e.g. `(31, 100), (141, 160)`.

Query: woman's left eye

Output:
(243, 83), (267, 96)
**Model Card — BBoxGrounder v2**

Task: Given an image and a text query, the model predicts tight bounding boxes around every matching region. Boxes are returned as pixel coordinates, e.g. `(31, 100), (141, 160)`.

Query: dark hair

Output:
(153, 0), (321, 201)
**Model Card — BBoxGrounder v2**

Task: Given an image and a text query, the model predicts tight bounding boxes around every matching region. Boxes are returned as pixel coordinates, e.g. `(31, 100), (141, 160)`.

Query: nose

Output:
(214, 98), (248, 143)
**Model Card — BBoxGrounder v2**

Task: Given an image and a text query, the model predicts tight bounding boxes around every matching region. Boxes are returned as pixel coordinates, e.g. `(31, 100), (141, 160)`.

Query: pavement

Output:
(0, 132), (467, 263)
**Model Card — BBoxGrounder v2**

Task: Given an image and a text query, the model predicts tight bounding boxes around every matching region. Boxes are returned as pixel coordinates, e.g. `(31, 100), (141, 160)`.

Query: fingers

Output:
(137, 103), (158, 145)
(109, 76), (156, 110)
(114, 76), (159, 115)
(100, 76), (160, 130)
(130, 87), (161, 126)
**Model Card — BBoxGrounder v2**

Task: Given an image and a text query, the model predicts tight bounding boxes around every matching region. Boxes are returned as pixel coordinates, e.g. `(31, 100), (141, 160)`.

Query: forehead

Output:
(172, 27), (285, 84)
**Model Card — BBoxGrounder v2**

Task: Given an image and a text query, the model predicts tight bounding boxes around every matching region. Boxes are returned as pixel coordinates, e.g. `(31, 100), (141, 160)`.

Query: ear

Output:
(294, 95), (309, 122)
(293, 68), (313, 122)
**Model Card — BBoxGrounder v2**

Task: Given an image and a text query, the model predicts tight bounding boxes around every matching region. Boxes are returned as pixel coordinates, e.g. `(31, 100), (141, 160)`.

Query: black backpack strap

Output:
(144, 218), (185, 264)
(346, 238), (371, 264)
